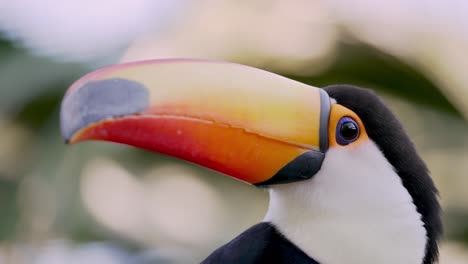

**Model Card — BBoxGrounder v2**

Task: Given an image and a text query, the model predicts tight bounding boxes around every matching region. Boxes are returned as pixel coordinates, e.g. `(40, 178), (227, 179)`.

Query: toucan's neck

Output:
(263, 142), (428, 264)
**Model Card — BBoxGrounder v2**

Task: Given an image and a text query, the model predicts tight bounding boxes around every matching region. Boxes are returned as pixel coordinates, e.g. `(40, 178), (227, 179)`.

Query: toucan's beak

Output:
(60, 59), (330, 186)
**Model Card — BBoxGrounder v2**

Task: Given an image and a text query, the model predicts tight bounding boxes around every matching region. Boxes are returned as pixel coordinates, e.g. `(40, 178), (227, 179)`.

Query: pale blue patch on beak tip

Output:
(60, 78), (149, 142)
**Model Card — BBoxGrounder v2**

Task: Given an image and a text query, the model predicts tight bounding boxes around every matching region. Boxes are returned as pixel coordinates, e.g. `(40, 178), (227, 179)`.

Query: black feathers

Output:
(324, 85), (442, 264)
(202, 222), (318, 264)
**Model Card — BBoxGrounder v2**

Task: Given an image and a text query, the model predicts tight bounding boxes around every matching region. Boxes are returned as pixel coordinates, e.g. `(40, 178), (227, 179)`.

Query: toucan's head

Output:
(60, 59), (441, 263)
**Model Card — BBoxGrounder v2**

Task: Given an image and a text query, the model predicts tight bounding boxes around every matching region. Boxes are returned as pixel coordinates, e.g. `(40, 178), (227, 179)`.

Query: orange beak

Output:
(60, 59), (330, 186)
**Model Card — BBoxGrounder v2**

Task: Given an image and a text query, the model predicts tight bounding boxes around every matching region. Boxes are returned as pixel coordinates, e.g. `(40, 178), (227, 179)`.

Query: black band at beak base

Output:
(319, 89), (331, 153)
(255, 151), (325, 187)
(255, 89), (331, 187)
(255, 89), (330, 187)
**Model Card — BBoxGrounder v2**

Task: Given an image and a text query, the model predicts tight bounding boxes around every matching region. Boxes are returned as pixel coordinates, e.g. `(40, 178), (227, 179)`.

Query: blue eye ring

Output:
(336, 117), (360, 145)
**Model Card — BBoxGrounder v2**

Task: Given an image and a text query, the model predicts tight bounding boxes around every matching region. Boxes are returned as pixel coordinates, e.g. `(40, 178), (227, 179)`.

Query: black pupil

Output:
(340, 122), (358, 140)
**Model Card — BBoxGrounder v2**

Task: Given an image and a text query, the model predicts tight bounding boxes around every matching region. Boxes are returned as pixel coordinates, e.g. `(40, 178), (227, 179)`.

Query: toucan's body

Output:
(60, 59), (441, 264)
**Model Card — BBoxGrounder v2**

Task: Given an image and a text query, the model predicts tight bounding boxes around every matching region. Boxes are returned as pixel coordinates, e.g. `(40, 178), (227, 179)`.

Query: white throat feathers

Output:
(264, 140), (427, 264)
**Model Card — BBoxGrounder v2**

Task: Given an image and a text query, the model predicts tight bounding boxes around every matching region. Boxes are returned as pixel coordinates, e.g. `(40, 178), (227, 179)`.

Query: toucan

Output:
(60, 59), (442, 264)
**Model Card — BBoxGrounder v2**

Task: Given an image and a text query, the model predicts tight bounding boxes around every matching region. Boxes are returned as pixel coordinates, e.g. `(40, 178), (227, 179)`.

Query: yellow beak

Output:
(61, 59), (330, 185)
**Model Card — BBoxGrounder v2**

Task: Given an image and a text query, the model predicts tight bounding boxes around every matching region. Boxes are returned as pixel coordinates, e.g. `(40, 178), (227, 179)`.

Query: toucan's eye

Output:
(336, 117), (360, 145)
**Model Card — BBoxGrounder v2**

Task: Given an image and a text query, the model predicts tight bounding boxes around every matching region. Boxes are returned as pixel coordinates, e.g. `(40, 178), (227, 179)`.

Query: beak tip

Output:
(59, 78), (150, 144)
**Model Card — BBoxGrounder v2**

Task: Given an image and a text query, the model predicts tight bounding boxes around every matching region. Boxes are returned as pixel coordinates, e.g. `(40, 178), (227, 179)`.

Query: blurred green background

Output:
(0, 1), (467, 263)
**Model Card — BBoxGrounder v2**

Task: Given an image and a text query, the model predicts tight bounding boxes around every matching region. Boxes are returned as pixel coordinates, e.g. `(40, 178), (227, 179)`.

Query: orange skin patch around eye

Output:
(328, 104), (368, 148)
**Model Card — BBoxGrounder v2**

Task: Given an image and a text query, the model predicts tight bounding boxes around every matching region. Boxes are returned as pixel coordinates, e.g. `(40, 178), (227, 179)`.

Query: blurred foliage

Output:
(445, 210), (468, 244)
(14, 89), (64, 130)
(287, 43), (461, 117)
(0, 178), (18, 240)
